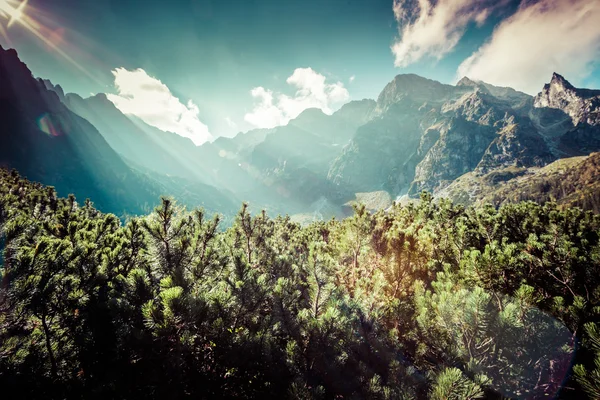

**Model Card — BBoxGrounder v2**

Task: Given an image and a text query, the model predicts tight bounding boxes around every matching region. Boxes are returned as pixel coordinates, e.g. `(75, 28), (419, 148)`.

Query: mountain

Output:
(41, 79), (262, 195)
(190, 100), (376, 218)
(329, 75), (544, 196)
(456, 76), (531, 111)
(432, 74), (600, 212)
(440, 152), (600, 213)
(0, 45), (236, 217)
(532, 73), (600, 156)
(330, 72), (600, 207)
(534, 73), (600, 126)
(6, 44), (600, 219)
(44, 76), (300, 216)
(0, 45), (153, 215)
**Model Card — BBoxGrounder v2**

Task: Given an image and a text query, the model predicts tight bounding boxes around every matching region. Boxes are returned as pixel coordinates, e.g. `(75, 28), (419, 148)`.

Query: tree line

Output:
(1, 168), (600, 399)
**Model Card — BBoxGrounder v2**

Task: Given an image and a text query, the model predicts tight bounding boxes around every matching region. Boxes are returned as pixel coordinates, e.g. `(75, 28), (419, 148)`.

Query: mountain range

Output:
(2, 44), (599, 220)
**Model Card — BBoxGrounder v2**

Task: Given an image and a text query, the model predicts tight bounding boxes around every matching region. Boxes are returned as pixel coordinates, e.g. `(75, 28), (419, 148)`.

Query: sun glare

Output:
(0, 0), (23, 21)
(0, 0), (26, 41)
(7, 0), (27, 27)
(0, 0), (100, 82)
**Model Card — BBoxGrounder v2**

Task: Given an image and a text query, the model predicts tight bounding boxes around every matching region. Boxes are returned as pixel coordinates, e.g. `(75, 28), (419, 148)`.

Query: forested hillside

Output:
(2, 169), (600, 399)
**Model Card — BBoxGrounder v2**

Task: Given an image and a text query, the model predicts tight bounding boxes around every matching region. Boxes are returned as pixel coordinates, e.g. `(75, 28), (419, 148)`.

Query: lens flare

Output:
(0, 0), (100, 83)
(38, 113), (61, 137)
(0, 0), (22, 24)
(6, 0), (27, 27)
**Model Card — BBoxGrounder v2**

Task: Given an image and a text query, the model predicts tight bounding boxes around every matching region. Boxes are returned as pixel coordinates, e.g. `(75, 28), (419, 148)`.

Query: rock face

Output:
(534, 73), (600, 126)
(476, 120), (554, 173)
(329, 98), (427, 194)
(330, 72), (600, 201)
(531, 73), (600, 157)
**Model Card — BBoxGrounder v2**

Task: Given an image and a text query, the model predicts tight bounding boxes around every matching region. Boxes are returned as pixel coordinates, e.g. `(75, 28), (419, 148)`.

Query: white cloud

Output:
(224, 116), (238, 129)
(244, 87), (286, 128)
(391, 0), (507, 67)
(244, 68), (350, 129)
(349, 75), (356, 83)
(106, 68), (212, 145)
(457, 0), (600, 94)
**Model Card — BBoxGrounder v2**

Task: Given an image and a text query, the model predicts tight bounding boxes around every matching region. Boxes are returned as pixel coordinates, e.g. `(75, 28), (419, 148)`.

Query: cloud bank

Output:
(244, 68), (350, 129)
(391, 0), (506, 67)
(107, 68), (212, 145)
(457, 0), (600, 94)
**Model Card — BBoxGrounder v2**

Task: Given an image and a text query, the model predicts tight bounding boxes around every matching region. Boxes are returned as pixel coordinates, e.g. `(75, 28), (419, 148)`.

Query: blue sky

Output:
(1, 0), (599, 142)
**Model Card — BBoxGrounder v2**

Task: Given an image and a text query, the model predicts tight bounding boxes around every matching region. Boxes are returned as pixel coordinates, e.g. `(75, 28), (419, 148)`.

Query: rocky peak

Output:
(87, 92), (115, 107)
(456, 77), (493, 97)
(375, 74), (459, 112)
(536, 73), (576, 106)
(0, 45), (37, 93)
(0, 45), (26, 72)
(0, 45), (65, 115)
(442, 90), (509, 126)
(457, 76), (531, 109)
(456, 76), (479, 87)
(549, 72), (575, 90)
(534, 73), (600, 126)
(39, 79), (66, 102)
(333, 99), (376, 125)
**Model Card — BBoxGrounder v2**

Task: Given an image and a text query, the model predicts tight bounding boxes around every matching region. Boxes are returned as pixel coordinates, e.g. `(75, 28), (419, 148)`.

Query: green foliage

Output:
(575, 323), (600, 399)
(0, 169), (599, 399)
(430, 368), (486, 400)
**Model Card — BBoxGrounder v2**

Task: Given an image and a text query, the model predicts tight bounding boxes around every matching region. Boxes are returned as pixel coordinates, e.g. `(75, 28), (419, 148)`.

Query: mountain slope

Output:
(440, 152), (600, 213)
(194, 100), (376, 216)
(60, 91), (212, 182)
(0, 45), (236, 217)
(0, 45), (158, 215)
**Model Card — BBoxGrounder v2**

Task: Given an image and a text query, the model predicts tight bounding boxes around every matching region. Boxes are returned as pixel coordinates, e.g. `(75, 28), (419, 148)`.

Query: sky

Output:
(0, 0), (599, 144)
